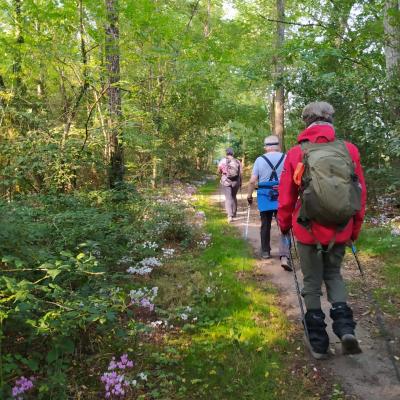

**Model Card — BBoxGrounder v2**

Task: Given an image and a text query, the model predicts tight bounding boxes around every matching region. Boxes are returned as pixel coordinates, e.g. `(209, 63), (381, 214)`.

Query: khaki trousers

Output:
(297, 242), (347, 310)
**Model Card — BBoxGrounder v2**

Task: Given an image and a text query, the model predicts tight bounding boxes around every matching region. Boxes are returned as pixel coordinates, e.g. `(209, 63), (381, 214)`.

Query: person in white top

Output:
(217, 148), (242, 222)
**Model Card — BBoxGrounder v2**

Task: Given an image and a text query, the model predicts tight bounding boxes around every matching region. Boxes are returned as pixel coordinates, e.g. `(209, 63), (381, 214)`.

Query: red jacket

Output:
(278, 124), (367, 245)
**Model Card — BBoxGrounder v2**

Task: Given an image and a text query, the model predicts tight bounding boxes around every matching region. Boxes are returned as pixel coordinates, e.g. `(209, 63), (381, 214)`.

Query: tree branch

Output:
(258, 14), (327, 28)
(79, 85), (109, 154)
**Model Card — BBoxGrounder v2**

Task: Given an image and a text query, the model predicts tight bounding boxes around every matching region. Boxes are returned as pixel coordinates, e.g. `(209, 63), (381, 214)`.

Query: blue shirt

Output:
(252, 151), (286, 183)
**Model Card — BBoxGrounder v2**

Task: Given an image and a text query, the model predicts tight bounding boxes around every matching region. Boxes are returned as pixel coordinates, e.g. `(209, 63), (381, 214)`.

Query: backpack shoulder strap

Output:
(235, 158), (241, 173)
(261, 155), (274, 169)
(274, 153), (285, 170)
(261, 154), (285, 181)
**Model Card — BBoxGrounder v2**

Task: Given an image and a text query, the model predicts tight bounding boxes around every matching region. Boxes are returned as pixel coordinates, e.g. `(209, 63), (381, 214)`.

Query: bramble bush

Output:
(0, 184), (203, 399)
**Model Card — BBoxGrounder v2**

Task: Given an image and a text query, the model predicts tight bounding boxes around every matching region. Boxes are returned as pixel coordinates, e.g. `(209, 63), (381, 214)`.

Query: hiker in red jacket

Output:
(278, 101), (367, 359)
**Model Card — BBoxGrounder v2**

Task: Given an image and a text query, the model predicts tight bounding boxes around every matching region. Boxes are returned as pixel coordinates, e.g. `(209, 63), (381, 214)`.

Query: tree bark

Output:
(272, 0), (285, 149)
(61, 0), (89, 150)
(204, 0), (211, 38)
(384, 0), (400, 78)
(13, 0), (24, 94)
(0, 75), (5, 108)
(105, 0), (124, 188)
(384, 0), (400, 118)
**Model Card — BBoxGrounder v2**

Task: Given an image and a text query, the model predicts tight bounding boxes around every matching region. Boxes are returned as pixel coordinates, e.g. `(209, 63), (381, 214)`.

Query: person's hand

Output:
(247, 196), (253, 205)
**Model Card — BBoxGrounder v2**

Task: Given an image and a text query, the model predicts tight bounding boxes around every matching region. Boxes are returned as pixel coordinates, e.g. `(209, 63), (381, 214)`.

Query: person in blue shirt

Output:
(246, 136), (291, 270)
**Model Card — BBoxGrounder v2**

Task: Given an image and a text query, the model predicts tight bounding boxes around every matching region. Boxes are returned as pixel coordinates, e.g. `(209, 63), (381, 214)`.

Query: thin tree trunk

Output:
(384, 0), (400, 118)
(13, 0), (24, 94)
(0, 75), (5, 108)
(92, 90), (109, 160)
(204, 0), (211, 38)
(61, 0), (89, 150)
(105, 0), (124, 188)
(384, 0), (400, 76)
(34, 21), (46, 98)
(151, 157), (157, 188)
(272, 0), (285, 149)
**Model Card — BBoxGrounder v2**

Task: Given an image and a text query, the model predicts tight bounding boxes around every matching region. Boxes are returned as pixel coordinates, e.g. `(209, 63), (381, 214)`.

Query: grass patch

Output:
(142, 181), (332, 399)
(354, 225), (400, 315)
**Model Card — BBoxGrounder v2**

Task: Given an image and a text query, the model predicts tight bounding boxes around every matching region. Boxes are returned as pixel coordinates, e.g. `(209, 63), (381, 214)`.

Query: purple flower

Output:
(101, 355), (134, 398)
(11, 376), (35, 399)
(139, 298), (155, 312)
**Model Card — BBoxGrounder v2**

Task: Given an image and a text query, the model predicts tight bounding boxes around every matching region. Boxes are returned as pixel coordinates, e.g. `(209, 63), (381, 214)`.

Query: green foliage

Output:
(284, 0), (400, 193)
(355, 225), (400, 315)
(0, 0), (270, 193)
(0, 187), (201, 398)
(126, 181), (331, 399)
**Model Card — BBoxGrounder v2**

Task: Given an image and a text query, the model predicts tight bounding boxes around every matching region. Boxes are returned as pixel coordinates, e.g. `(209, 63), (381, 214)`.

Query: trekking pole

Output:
(290, 228), (299, 260)
(286, 233), (311, 345)
(244, 205), (251, 240)
(239, 185), (245, 218)
(351, 243), (400, 383)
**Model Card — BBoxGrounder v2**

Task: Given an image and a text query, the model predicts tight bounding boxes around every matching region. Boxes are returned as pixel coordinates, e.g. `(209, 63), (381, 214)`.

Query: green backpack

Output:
(298, 140), (362, 230)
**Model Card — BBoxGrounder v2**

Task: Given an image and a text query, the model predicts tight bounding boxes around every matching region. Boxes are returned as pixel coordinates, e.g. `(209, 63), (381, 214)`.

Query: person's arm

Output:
(277, 152), (298, 233)
(247, 175), (258, 199)
(351, 147), (367, 241)
(246, 160), (259, 204)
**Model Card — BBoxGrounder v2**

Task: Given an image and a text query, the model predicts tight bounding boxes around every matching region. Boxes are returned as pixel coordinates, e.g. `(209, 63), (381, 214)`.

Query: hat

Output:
(226, 147), (234, 156)
(302, 101), (334, 125)
(264, 135), (280, 146)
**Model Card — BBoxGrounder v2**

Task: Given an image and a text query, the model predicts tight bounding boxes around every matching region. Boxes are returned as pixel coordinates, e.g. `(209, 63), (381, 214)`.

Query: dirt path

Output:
(214, 189), (400, 400)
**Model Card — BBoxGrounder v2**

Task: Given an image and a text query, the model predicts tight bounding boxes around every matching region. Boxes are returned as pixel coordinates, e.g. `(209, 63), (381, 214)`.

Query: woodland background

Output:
(0, 1), (400, 399)
(0, 0), (399, 196)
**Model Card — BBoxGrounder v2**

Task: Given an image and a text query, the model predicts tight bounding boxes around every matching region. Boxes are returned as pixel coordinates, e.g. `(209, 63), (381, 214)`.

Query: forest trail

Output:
(213, 188), (400, 400)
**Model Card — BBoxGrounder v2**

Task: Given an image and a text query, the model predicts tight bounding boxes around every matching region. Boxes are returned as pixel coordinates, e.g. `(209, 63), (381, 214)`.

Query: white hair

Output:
(264, 135), (280, 151)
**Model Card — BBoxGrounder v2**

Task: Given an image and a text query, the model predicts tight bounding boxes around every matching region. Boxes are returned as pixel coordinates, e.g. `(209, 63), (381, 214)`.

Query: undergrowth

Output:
(0, 180), (346, 399)
(354, 225), (400, 315)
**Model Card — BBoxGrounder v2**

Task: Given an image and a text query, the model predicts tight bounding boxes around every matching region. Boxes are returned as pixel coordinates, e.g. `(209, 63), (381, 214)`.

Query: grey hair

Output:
(264, 135), (280, 151)
(302, 101), (335, 126)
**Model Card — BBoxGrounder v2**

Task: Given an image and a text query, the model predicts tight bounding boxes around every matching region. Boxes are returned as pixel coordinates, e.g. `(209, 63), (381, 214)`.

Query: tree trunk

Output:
(151, 157), (157, 188)
(0, 75), (5, 108)
(105, 0), (124, 188)
(13, 0), (24, 94)
(204, 0), (211, 38)
(61, 0), (89, 150)
(384, 0), (400, 78)
(272, 0), (285, 149)
(384, 0), (400, 118)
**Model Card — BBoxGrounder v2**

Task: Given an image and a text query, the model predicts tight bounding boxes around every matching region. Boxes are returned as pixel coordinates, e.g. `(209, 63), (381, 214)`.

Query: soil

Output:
(214, 190), (400, 400)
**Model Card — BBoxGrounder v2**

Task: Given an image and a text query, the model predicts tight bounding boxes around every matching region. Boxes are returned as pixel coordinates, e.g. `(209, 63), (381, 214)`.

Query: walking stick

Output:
(290, 229), (299, 259)
(244, 205), (251, 240)
(286, 232), (311, 345)
(351, 243), (400, 383)
(239, 185), (245, 217)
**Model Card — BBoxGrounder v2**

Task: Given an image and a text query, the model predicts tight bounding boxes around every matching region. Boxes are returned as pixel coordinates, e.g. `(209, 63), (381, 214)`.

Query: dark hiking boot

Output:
(304, 309), (330, 360)
(330, 302), (362, 355)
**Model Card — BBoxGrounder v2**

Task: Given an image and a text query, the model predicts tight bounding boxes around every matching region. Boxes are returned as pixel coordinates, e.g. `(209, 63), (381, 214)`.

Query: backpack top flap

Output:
(299, 140), (362, 227)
